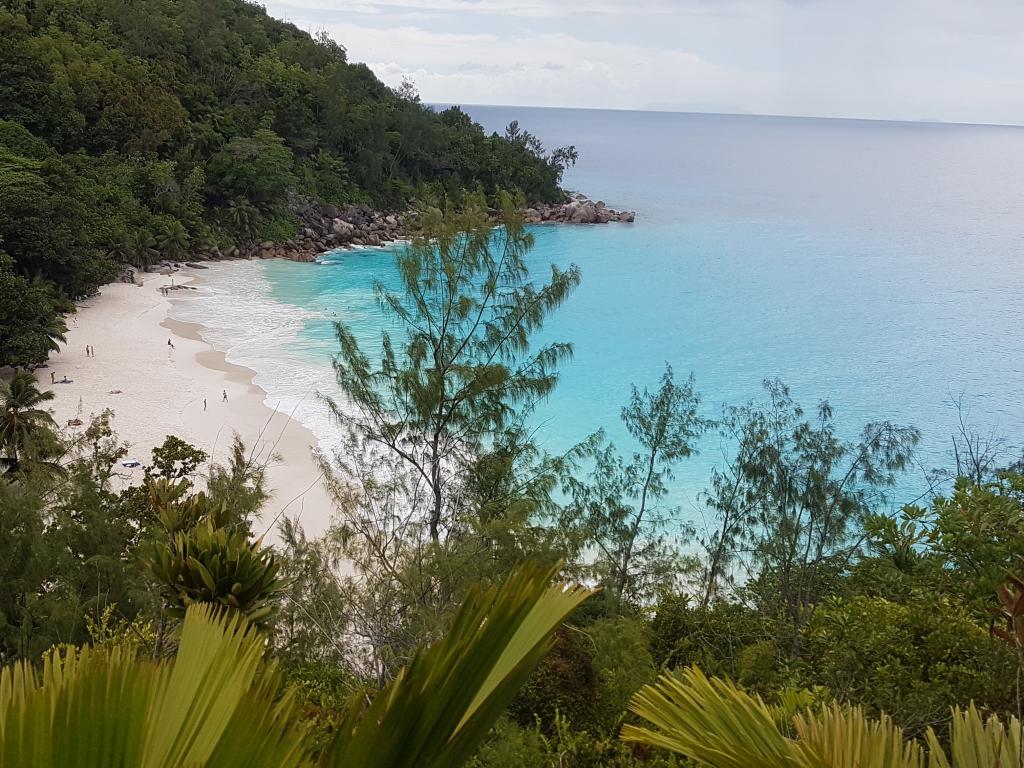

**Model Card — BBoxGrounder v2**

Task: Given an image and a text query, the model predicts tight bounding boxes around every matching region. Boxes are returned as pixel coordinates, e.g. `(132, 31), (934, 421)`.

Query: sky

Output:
(262, 0), (1024, 125)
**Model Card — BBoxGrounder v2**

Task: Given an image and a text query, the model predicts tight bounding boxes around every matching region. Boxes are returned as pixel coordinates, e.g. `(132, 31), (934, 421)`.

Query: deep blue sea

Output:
(174, 107), (1024, 517)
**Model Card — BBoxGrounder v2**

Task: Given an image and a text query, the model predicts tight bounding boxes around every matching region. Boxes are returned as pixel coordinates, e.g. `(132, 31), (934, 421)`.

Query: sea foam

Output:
(170, 262), (346, 457)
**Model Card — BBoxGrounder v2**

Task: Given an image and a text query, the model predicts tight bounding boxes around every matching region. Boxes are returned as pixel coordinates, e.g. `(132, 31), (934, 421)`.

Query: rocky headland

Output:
(188, 193), (636, 265)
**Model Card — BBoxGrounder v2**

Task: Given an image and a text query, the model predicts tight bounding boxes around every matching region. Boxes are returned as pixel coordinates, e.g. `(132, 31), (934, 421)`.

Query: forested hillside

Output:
(0, 0), (572, 367)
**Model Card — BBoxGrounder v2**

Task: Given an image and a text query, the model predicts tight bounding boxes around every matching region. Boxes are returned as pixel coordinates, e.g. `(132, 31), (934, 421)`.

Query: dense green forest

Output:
(0, 0), (573, 368)
(2, 199), (1023, 766)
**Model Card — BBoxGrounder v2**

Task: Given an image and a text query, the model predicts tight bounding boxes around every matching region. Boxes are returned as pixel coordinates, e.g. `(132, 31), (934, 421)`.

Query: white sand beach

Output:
(34, 270), (336, 539)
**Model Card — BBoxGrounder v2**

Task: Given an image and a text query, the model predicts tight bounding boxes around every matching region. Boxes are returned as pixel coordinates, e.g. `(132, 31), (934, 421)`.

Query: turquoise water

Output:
(176, 108), (1024, 515)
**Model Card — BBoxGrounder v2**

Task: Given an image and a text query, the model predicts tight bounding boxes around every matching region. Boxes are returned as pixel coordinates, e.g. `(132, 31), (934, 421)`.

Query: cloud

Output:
(313, 22), (774, 113)
(267, 0), (702, 20)
(263, 0), (1024, 124)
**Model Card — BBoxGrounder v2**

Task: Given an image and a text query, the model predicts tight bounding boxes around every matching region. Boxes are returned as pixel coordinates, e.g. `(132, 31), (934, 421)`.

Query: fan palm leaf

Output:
(621, 666), (818, 768)
(622, 666), (1019, 768)
(0, 604), (308, 768)
(322, 561), (594, 768)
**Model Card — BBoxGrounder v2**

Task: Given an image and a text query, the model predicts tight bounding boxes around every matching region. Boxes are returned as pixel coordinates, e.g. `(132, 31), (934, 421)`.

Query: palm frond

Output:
(621, 665), (818, 768)
(0, 605), (311, 768)
(324, 561), (593, 768)
(794, 702), (925, 768)
(622, 666), (1024, 768)
(925, 704), (1021, 768)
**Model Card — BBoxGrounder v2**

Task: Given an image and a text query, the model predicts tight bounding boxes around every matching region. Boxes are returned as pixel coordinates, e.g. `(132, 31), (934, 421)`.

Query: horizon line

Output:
(427, 101), (1024, 131)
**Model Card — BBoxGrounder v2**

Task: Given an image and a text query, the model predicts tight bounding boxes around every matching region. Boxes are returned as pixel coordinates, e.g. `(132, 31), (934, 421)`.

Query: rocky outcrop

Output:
(523, 193), (636, 225)
(190, 191), (635, 264)
(189, 196), (416, 264)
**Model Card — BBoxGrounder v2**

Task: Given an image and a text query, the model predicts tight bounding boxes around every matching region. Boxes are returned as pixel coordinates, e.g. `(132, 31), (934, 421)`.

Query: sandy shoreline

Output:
(34, 270), (336, 539)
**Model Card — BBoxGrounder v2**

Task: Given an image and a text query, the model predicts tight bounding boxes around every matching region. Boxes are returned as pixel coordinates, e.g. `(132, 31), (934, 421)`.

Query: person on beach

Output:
(203, 398), (207, 411)
(167, 338), (175, 349)
(50, 372), (55, 384)
(222, 390), (228, 402)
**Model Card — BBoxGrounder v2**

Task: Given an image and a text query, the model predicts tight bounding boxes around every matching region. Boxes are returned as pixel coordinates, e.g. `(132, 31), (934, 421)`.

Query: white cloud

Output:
(266, 0), (703, 20)
(263, 0), (1024, 124)
(321, 23), (776, 113)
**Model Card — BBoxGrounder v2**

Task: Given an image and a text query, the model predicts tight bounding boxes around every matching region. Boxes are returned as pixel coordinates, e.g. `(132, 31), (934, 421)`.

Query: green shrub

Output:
(257, 212), (301, 244)
(799, 593), (1015, 737)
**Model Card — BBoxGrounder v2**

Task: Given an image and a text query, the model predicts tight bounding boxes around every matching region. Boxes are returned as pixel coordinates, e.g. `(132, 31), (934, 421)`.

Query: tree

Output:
(949, 393), (1007, 485)
(0, 370), (56, 470)
(0, 410), (148, 663)
(328, 195), (580, 543)
(860, 471), (1024, 610)
(147, 435), (208, 482)
(206, 129), (297, 210)
(504, 121), (578, 186)
(156, 220), (190, 260)
(0, 475), (47, 663)
(395, 76), (421, 103)
(120, 229), (160, 269)
(698, 379), (919, 652)
(565, 366), (711, 605)
(0, 252), (67, 368)
(223, 197), (260, 246)
(299, 422), (578, 684)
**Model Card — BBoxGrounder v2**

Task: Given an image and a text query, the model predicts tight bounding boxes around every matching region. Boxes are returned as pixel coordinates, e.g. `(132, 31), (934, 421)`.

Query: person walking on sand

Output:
(167, 338), (175, 350)
(222, 390), (228, 402)
(50, 372), (55, 384)
(203, 398), (207, 411)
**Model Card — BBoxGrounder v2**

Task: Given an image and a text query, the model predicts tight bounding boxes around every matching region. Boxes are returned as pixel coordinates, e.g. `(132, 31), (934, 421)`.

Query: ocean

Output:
(172, 106), (1024, 517)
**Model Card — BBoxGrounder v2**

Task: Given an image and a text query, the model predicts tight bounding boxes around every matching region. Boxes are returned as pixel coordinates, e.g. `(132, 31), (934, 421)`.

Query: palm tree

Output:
(0, 370), (56, 470)
(0, 562), (592, 767)
(157, 221), (190, 260)
(120, 229), (160, 268)
(621, 665), (1020, 767)
(225, 197), (260, 246)
(39, 314), (67, 355)
(28, 274), (68, 355)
